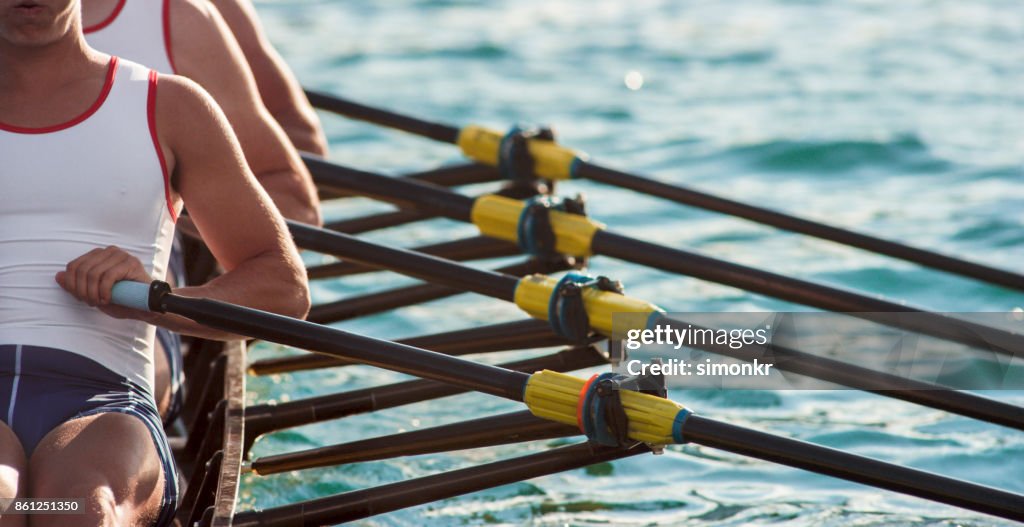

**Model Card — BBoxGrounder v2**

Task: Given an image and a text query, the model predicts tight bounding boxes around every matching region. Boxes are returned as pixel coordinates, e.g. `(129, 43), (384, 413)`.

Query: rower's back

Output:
(84, 0), (175, 74)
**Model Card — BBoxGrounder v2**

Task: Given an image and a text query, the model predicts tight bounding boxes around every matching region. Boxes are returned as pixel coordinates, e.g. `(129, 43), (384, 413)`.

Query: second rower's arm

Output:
(211, 0), (328, 156)
(151, 74), (309, 338)
(171, 0), (322, 226)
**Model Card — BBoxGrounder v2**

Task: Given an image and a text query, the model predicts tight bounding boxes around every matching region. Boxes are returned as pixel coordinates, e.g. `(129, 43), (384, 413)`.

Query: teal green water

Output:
(241, 1), (1024, 525)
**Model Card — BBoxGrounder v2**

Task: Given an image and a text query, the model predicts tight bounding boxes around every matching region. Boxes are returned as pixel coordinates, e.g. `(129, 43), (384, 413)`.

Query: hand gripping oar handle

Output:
(110, 280), (171, 312)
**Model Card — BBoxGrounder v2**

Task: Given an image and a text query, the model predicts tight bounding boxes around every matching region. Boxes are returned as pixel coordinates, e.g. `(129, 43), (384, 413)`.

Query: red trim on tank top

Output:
(163, 0), (177, 74)
(147, 70), (178, 222)
(0, 57), (119, 134)
(82, 0), (127, 33)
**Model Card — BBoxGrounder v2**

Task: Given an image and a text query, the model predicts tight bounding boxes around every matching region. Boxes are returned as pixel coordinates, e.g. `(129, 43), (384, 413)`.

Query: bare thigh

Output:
(0, 422), (25, 527)
(29, 413), (164, 527)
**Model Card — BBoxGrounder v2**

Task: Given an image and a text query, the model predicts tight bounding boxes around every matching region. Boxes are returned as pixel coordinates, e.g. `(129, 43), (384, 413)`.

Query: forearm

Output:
(146, 249), (310, 340)
(276, 109), (329, 157)
(256, 168), (323, 226)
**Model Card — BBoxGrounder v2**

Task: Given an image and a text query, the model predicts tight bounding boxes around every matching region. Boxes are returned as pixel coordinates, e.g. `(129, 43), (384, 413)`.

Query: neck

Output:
(0, 19), (102, 92)
(81, 0), (122, 30)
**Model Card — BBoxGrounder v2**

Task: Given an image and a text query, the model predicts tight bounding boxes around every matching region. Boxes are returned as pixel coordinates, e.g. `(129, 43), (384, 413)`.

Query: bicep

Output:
(157, 77), (289, 271)
(172, 1), (288, 162)
(212, 0), (310, 118)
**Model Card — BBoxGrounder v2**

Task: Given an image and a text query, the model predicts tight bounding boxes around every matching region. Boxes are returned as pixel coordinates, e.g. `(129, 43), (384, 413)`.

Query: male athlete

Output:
(0, 0), (310, 525)
(213, 0), (328, 156)
(83, 0), (322, 225)
(82, 0), (323, 424)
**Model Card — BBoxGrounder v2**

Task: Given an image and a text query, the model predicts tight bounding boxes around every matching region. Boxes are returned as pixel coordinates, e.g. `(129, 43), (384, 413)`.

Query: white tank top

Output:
(0, 57), (178, 395)
(85, 0), (176, 75)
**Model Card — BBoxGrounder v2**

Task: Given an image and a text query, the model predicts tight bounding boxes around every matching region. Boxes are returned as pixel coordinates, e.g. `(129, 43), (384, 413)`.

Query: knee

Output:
(0, 424), (26, 499)
(29, 414), (165, 525)
(30, 477), (121, 527)
(31, 469), (163, 527)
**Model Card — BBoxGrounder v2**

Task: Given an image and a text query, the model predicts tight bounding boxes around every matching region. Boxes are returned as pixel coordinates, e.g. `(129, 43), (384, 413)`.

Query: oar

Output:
(319, 161), (499, 201)
(283, 222), (1024, 430)
(303, 90), (1024, 293)
(248, 319), (562, 376)
(298, 158), (1024, 356)
(308, 257), (569, 324)
(111, 281), (1024, 521)
(306, 236), (518, 279)
(320, 161), (538, 235)
(236, 443), (651, 526)
(245, 346), (607, 446)
(249, 410), (576, 474)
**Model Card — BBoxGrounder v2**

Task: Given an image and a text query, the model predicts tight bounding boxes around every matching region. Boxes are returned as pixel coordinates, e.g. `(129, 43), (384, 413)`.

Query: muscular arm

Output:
(153, 75), (309, 338)
(170, 0), (321, 226)
(211, 0), (328, 157)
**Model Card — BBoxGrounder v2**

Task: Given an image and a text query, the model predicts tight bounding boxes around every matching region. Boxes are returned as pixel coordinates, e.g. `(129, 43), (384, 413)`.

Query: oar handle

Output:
(110, 280), (171, 312)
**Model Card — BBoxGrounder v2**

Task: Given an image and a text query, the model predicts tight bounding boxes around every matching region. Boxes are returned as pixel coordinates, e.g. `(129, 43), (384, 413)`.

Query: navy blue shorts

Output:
(0, 345), (178, 526)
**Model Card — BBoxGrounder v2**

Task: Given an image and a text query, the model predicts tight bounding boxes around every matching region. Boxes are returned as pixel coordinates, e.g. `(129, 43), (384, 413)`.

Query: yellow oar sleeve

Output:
(457, 125), (582, 181)
(523, 370), (690, 445)
(470, 195), (604, 257)
(513, 274), (661, 338)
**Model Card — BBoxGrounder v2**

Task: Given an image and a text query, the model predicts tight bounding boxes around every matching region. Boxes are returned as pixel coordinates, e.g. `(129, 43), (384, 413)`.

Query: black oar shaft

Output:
(289, 222), (516, 301)
(135, 289), (1024, 522)
(655, 315), (1024, 431)
(161, 294), (528, 400)
(238, 416), (1024, 525)
(306, 236), (517, 280)
(251, 410), (577, 474)
(304, 93), (1024, 292)
(246, 347), (605, 438)
(322, 209), (430, 235)
(320, 165), (533, 236)
(599, 232), (1022, 353)
(318, 162), (498, 201)
(684, 415), (1024, 521)
(233, 442), (648, 527)
(307, 258), (560, 325)
(578, 163), (1024, 292)
(398, 162), (499, 187)
(296, 161), (1024, 354)
(248, 319), (562, 376)
(306, 155), (474, 220)
(305, 90), (461, 144)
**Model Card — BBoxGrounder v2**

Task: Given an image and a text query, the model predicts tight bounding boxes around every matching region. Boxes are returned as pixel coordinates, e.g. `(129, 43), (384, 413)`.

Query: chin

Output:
(0, 1), (76, 47)
(0, 22), (66, 47)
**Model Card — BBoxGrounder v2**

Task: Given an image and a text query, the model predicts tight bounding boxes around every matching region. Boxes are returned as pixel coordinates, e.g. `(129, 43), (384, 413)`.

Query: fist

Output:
(56, 246), (152, 314)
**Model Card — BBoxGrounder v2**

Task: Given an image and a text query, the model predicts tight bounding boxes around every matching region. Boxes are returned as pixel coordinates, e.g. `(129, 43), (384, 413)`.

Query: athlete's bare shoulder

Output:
(170, 0), (220, 26)
(151, 73), (246, 185)
(154, 73), (221, 125)
(168, 0), (233, 50)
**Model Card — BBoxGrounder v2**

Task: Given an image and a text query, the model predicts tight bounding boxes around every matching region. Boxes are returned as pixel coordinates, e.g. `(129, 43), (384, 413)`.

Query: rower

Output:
(81, 0), (323, 425)
(213, 0), (328, 156)
(82, 0), (321, 225)
(0, 1), (310, 524)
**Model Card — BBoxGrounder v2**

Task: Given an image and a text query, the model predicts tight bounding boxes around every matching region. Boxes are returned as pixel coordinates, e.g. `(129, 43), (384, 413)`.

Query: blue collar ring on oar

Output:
(110, 280), (1024, 522)
(301, 90), (1024, 294)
